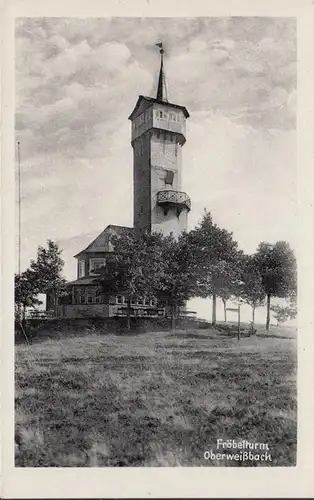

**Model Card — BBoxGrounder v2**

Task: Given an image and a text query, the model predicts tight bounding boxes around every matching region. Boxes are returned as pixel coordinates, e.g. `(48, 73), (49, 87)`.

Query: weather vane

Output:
(155, 42), (164, 55)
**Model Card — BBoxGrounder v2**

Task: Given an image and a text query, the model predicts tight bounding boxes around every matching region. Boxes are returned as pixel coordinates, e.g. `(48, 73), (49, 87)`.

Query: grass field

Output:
(15, 325), (297, 467)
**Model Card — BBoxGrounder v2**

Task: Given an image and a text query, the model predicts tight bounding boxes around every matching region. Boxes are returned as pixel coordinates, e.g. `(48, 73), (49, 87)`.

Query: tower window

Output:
(165, 170), (174, 185)
(78, 260), (85, 278)
(89, 258), (106, 275)
(159, 111), (163, 118)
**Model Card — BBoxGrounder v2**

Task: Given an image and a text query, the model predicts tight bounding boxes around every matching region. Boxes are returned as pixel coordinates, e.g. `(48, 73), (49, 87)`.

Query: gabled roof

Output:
(67, 277), (98, 286)
(128, 95), (190, 121)
(74, 224), (133, 258)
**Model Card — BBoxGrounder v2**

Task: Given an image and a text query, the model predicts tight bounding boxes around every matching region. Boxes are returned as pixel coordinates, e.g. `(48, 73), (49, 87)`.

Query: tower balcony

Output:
(157, 189), (191, 215)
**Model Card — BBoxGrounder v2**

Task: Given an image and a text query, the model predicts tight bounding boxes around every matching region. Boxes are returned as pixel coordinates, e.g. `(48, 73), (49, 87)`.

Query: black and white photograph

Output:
(1, 0), (313, 495)
(13, 15), (299, 470)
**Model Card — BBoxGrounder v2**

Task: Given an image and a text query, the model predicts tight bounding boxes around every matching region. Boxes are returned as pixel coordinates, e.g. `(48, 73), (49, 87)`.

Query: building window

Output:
(144, 297), (150, 306)
(89, 258), (106, 275)
(159, 111), (163, 118)
(116, 295), (123, 305)
(95, 294), (102, 304)
(137, 297), (143, 305)
(131, 297), (136, 305)
(123, 296), (128, 305)
(86, 289), (94, 304)
(79, 260), (85, 278)
(79, 288), (86, 304)
(165, 169), (174, 186)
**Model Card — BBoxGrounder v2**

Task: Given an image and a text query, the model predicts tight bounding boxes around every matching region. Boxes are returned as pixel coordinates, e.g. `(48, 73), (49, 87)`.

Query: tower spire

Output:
(155, 42), (168, 102)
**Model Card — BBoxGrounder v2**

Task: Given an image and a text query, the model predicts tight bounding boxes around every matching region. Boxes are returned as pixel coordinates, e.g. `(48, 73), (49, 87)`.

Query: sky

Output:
(15, 17), (297, 322)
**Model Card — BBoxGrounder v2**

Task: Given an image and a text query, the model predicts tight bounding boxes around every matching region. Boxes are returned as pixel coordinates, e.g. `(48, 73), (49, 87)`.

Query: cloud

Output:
(182, 111), (296, 253)
(15, 17), (297, 282)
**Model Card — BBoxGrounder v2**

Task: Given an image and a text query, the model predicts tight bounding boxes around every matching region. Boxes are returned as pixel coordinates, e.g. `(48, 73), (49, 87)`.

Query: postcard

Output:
(1, 0), (314, 497)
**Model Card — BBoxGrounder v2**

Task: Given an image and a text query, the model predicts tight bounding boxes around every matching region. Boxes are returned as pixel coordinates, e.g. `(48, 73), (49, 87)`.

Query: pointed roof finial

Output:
(155, 42), (168, 102)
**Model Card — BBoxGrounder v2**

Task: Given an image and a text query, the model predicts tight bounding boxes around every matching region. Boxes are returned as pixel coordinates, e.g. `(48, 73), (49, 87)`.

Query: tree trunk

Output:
(222, 298), (227, 323)
(266, 293), (271, 332)
(212, 293), (217, 326)
(17, 303), (22, 323)
(127, 298), (131, 331)
(252, 306), (255, 330)
(20, 304), (29, 345)
(237, 305), (241, 341)
(21, 304), (28, 342)
(171, 304), (176, 330)
(54, 292), (57, 317)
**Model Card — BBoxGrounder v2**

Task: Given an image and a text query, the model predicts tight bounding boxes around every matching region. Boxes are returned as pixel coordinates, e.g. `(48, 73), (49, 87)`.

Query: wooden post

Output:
(266, 293), (271, 332)
(171, 304), (176, 330)
(222, 298), (227, 323)
(237, 304), (241, 341)
(212, 293), (217, 326)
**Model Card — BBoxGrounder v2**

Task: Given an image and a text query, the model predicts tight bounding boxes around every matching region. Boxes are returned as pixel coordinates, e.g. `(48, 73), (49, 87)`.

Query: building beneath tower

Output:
(55, 45), (191, 319)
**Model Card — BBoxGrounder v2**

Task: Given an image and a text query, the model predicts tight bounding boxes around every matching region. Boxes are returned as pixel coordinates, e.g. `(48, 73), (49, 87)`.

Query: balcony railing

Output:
(157, 190), (191, 211)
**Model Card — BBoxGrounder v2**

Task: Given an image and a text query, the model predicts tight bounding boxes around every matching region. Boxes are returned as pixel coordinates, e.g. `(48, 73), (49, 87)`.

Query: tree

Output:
(98, 231), (165, 330)
(28, 240), (66, 313)
(255, 241), (297, 331)
(214, 252), (245, 322)
(98, 231), (193, 330)
(14, 271), (42, 322)
(238, 254), (266, 329)
(270, 302), (297, 326)
(187, 211), (240, 326)
(152, 232), (193, 329)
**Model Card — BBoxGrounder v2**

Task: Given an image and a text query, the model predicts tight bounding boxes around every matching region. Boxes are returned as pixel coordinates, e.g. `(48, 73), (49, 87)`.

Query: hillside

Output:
(15, 325), (297, 467)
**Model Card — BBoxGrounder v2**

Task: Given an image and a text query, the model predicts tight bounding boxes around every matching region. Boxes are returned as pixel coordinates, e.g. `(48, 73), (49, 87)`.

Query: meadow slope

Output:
(15, 326), (297, 467)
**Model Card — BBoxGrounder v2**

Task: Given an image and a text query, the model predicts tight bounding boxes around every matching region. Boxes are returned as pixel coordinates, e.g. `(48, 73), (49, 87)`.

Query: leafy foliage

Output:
(151, 233), (193, 324)
(28, 240), (66, 296)
(15, 240), (66, 319)
(99, 231), (164, 298)
(15, 271), (42, 321)
(270, 303), (297, 325)
(255, 241), (297, 330)
(98, 231), (193, 328)
(238, 254), (266, 325)
(186, 211), (240, 324)
(255, 241), (297, 298)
